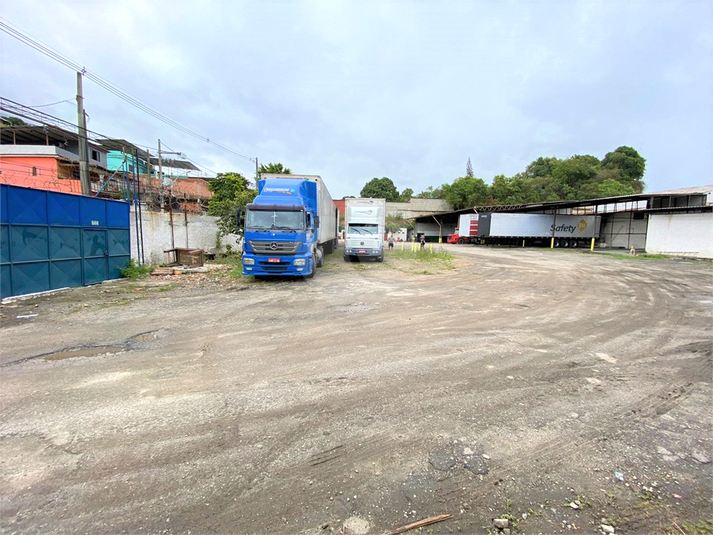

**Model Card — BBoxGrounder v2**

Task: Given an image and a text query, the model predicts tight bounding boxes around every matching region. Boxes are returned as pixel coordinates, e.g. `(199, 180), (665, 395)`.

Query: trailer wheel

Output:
(571, 240), (578, 248)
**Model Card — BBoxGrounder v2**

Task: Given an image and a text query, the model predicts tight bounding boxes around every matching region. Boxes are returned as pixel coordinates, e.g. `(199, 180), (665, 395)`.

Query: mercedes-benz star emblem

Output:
(270, 242), (278, 250)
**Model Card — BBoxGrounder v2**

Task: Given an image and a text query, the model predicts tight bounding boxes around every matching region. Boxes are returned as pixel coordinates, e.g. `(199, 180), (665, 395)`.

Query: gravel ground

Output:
(1, 245), (711, 535)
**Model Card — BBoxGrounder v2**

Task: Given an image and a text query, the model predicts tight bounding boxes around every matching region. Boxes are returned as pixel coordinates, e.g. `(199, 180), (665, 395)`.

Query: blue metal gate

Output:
(0, 184), (131, 299)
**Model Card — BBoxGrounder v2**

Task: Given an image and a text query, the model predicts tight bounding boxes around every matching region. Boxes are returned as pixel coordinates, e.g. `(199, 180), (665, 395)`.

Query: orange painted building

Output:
(0, 155), (82, 194)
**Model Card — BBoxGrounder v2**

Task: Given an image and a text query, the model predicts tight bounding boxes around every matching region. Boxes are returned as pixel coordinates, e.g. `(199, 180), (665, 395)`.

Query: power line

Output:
(28, 99), (76, 108)
(160, 141), (217, 176)
(1, 97), (216, 177)
(0, 17), (256, 163)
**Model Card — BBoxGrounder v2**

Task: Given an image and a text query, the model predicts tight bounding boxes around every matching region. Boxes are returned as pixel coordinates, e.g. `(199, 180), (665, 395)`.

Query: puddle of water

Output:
(128, 330), (162, 343)
(43, 345), (125, 361)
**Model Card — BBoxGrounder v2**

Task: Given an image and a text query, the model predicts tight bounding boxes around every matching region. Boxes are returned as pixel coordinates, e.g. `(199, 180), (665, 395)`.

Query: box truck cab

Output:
(241, 175), (338, 278)
(344, 198), (386, 262)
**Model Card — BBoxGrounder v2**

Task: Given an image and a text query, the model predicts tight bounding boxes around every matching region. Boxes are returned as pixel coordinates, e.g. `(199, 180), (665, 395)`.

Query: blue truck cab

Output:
(241, 175), (338, 278)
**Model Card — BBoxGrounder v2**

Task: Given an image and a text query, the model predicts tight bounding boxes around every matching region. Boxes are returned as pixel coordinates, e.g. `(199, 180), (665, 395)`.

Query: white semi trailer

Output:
(344, 198), (386, 262)
(454, 212), (601, 248)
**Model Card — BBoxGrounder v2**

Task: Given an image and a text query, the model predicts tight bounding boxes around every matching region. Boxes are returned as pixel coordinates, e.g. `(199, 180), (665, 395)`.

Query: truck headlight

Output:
(242, 257), (255, 265)
(294, 258), (306, 266)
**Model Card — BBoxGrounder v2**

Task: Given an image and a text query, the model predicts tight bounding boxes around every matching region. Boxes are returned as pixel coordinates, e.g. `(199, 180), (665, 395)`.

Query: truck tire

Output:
(376, 254), (383, 262)
(344, 255), (350, 262)
(458, 238), (465, 244)
(316, 247), (324, 268)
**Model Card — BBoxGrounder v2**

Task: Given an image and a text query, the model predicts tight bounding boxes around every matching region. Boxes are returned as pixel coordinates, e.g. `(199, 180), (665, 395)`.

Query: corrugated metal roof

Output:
(647, 185), (713, 195)
(414, 185), (713, 222)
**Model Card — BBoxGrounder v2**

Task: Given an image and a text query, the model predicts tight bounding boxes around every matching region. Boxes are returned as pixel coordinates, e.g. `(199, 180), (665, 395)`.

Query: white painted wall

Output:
(646, 212), (713, 258)
(129, 208), (242, 264)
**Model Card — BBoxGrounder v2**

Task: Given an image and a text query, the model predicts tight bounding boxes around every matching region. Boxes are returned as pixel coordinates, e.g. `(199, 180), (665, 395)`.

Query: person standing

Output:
(420, 235), (426, 249)
(388, 234), (395, 250)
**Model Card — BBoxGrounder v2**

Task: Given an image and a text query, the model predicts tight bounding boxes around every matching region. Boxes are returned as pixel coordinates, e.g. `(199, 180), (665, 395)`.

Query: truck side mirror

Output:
(314, 215), (320, 229)
(236, 209), (244, 228)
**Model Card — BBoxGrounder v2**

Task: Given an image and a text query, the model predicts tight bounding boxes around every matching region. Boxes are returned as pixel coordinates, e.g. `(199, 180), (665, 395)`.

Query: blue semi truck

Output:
(241, 174), (339, 278)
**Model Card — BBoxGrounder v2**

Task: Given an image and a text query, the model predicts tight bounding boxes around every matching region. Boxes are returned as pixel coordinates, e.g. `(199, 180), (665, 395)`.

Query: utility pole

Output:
(255, 157), (259, 185)
(76, 71), (91, 195)
(158, 139), (164, 210)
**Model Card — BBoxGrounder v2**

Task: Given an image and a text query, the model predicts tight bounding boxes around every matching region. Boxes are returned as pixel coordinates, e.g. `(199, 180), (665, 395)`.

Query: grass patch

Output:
(151, 283), (178, 292)
(496, 499), (519, 531)
(607, 253), (670, 261)
(681, 519), (713, 535)
(388, 247), (454, 261)
(120, 260), (154, 280)
(207, 254), (243, 268)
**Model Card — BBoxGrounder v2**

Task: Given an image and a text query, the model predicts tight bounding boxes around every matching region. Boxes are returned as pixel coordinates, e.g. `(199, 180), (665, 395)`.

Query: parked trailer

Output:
(344, 198), (386, 262)
(450, 213), (480, 243)
(241, 174), (339, 278)
(452, 212), (601, 248)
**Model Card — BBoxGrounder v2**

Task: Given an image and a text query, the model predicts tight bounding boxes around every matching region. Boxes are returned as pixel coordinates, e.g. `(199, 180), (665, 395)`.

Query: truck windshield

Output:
(246, 209), (305, 230)
(348, 223), (378, 235)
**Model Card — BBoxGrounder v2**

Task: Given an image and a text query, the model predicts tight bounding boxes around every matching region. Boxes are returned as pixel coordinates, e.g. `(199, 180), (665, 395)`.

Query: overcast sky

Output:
(1, 1), (711, 199)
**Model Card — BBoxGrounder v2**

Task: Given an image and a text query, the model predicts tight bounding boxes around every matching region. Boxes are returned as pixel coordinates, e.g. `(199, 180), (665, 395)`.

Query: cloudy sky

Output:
(1, 0), (711, 199)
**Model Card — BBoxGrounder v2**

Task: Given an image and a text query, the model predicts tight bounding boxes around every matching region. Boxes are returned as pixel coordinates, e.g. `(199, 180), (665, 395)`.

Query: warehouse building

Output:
(412, 185), (713, 258)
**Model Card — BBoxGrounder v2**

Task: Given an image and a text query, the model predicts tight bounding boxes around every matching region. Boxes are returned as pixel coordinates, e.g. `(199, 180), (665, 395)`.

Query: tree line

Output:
(360, 146), (646, 210)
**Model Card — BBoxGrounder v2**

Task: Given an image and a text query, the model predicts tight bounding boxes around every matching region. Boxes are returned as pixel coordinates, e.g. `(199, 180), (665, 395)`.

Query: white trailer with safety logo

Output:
(475, 212), (601, 247)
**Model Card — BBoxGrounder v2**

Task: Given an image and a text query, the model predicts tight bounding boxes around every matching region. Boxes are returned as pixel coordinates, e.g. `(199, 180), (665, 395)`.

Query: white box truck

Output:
(344, 198), (386, 262)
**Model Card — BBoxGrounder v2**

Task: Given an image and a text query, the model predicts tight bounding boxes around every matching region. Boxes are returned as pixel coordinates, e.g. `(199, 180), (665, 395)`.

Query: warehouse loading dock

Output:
(413, 185), (713, 257)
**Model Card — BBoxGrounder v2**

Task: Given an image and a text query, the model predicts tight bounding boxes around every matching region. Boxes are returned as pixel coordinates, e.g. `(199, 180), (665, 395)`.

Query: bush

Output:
(120, 259), (153, 279)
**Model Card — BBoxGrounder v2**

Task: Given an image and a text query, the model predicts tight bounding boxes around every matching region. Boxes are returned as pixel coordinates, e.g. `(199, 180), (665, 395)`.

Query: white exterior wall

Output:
(645, 212), (713, 258)
(130, 208), (241, 264)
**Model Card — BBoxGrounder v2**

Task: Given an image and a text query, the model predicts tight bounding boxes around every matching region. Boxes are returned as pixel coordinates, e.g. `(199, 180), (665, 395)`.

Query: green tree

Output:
(259, 162), (292, 174)
(443, 176), (489, 210)
(551, 155), (601, 199)
(399, 188), (414, 201)
(525, 156), (560, 179)
(594, 179), (637, 197)
(490, 174), (524, 205)
(415, 185), (446, 199)
(207, 172), (257, 236)
(578, 168), (638, 199)
(360, 177), (400, 201)
(0, 116), (30, 127)
(601, 146), (646, 192)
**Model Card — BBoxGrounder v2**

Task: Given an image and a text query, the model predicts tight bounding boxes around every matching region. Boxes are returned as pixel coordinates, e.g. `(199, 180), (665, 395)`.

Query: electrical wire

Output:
(159, 141), (217, 176)
(1, 97), (216, 176)
(0, 17), (256, 163)
(28, 99), (76, 108)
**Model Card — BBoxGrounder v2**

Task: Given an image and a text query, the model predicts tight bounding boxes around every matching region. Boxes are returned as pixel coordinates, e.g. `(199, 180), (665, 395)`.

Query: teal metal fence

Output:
(0, 184), (131, 298)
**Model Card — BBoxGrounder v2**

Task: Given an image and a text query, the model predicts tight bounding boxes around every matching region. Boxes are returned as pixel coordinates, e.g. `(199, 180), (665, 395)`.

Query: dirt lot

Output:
(1, 245), (711, 535)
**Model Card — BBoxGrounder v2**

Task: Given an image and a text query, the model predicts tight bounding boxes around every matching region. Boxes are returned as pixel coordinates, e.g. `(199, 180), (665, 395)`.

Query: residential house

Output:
(0, 124), (109, 195)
